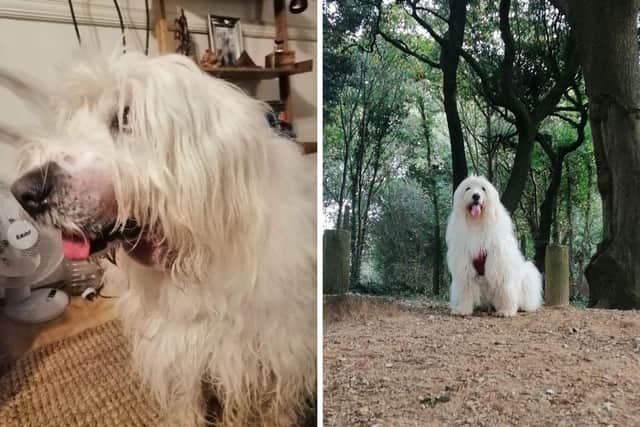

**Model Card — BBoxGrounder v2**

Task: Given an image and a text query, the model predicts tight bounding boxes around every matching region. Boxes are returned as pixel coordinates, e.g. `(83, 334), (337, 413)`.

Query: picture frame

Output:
(207, 15), (244, 67)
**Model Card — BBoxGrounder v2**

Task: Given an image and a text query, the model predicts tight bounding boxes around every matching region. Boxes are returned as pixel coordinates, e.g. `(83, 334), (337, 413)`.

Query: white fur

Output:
(6, 52), (316, 426)
(446, 176), (542, 317)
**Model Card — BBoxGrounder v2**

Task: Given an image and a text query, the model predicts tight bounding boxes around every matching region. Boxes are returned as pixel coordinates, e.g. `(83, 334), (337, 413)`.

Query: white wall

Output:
(0, 0), (317, 153)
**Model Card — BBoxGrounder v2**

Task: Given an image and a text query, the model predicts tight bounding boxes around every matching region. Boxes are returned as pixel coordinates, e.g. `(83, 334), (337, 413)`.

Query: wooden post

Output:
(273, 0), (289, 49)
(323, 230), (350, 295)
(544, 244), (569, 306)
(274, 0), (293, 124)
(153, 0), (170, 54)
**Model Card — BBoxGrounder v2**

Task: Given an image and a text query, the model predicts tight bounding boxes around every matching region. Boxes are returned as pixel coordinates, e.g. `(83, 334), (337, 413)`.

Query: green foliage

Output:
(369, 179), (432, 294)
(464, 0), (572, 110)
(323, 0), (378, 116)
(323, 0), (603, 299)
(570, 294), (589, 309)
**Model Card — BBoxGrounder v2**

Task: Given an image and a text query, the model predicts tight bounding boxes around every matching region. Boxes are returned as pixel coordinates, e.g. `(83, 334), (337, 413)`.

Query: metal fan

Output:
(0, 185), (67, 323)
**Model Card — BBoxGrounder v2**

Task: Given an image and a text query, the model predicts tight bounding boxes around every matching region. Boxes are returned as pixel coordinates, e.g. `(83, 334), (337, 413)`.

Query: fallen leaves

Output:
(324, 296), (640, 426)
(418, 391), (450, 408)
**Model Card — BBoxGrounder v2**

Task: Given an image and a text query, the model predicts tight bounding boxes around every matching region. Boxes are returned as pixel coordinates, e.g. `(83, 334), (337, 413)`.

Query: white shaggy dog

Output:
(4, 52), (316, 426)
(446, 176), (542, 317)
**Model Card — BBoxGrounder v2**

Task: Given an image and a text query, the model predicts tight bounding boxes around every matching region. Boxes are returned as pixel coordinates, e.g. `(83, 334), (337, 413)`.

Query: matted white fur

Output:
(446, 176), (542, 317)
(4, 52), (316, 426)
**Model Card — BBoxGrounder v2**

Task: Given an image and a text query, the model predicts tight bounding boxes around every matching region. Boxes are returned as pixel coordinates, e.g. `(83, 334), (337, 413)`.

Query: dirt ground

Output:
(324, 295), (640, 427)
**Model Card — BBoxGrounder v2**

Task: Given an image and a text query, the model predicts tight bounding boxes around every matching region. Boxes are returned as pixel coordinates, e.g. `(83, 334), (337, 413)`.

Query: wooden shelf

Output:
(201, 60), (313, 81)
(299, 141), (317, 154)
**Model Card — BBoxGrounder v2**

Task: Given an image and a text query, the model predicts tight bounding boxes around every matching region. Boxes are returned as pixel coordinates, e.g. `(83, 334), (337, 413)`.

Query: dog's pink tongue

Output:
(470, 204), (482, 218)
(62, 239), (90, 260)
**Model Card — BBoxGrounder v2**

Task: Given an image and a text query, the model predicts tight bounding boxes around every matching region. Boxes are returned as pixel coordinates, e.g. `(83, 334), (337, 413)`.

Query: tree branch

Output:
(534, 36), (579, 121)
(460, 44), (507, 109)
(405, 0), (446, 45)
(558, 105), (588, 157)
(497, 0), (531, 122)
(415, 5), (449, 24)
(377, 30), (442, 69)
(536, 131), (557, 162)
(498, 0), (517, 102)
(551, 112), (580, 126)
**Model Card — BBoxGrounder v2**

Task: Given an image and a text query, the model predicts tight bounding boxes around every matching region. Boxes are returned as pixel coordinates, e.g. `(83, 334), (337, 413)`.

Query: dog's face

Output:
(11, 84), (131, 258)
(10, 52), (271, 274)
(452, 176), (499, 223)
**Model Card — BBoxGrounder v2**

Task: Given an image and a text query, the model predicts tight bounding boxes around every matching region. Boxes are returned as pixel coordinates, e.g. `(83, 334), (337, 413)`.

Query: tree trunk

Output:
(342, 205), (351, 231)
(349, 99), (369, 286)
(565, 162), (574, 283)
(534, 111), (586, 275)
(418, 97), (444, 295)
(349, 178), (359, 285)
(335, 139), (350, 229)
(485, 109), (495, 182)
(441, 0), (469, 189)
(432, 183), (442, 296)
(501, 124), (537, 212)
(336, 92), (359, 229)
(579, 160), (593, 287)
(563, 0), (640, 308)
(377, 1), (471, 189)
(534, 164), (562, 272)
(349, 136), (362, 285)
(353, 141), (384, 286)
(335, 137), (350, 229)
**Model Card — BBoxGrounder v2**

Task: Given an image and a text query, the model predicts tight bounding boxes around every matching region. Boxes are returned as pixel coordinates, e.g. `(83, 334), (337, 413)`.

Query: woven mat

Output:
(0, 320), (161, 426)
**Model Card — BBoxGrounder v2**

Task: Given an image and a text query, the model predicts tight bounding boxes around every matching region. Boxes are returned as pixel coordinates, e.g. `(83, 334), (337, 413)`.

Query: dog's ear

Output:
(451, 183), (463, 215)
(480, 180), (499, 224)
(113, 54), (271, 282)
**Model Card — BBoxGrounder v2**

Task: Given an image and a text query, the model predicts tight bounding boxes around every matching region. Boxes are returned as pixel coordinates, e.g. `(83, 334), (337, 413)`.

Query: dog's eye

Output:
(482, 186), (486, 192)
(465, 187), (470, 192)
(110, 106), (131, 133)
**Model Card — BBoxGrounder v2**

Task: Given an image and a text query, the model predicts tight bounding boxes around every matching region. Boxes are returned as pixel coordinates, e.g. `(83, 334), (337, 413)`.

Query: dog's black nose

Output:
(11, 161), (60, 216)
(472, 193), (481, 202)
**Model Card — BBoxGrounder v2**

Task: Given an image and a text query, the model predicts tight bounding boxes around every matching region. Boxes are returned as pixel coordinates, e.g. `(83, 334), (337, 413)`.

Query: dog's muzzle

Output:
(11, 161), (60, 217)
(11, 161), (142, 260)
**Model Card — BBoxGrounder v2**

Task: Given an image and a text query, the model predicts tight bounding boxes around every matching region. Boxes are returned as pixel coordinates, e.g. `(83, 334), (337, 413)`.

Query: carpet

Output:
(0, 320), (160, 426)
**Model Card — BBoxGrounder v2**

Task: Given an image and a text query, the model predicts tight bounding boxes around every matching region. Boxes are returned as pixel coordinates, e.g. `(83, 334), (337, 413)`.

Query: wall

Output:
(0, 0), (317, 180)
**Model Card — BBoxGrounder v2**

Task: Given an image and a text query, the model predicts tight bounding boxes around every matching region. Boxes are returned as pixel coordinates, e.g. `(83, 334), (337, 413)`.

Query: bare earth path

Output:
(324, 296), (640, 426)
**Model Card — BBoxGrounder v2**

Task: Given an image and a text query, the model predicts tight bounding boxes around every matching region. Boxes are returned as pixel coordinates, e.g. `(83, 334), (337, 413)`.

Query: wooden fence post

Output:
(323, 229), (350, 295)
(544, 244), (569, 306)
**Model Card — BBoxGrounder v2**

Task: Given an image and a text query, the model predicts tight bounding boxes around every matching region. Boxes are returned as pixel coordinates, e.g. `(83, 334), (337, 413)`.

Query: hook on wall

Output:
(144, 0), (150, 55)
(112, 0), (126, 53)
(68, 0), (81, 45)
(68, 0), (149, 55)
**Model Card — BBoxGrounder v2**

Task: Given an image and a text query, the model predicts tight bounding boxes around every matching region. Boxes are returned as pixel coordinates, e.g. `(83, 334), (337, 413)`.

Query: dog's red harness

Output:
(472, 249), (487, 276)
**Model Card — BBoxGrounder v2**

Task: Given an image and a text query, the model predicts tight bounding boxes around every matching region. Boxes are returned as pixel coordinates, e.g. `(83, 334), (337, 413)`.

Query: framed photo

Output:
(208, 15), (244, 67)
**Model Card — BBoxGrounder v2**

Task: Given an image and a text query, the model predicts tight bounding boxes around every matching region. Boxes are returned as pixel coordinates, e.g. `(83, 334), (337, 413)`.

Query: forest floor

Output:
(324, 295), (640, 426)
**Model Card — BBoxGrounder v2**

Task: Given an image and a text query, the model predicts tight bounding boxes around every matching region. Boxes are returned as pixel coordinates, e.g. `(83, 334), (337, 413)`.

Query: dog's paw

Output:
(493, 310), (516, 318)
(451, 308), (473, 317)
